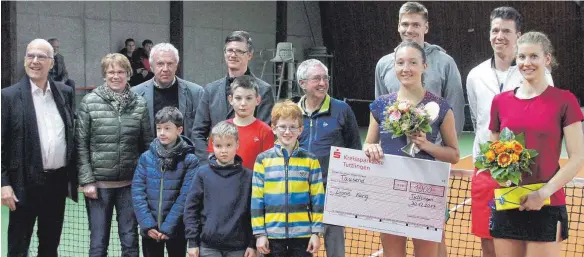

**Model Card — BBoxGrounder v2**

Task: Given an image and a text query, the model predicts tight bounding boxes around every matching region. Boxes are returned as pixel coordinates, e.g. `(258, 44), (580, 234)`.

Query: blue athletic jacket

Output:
(298, 95), (362, 186)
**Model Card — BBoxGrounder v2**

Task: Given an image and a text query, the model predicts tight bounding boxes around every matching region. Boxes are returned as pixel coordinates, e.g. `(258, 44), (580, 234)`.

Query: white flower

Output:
(398, 101), (409, 111)
(424, 102), (440, 122)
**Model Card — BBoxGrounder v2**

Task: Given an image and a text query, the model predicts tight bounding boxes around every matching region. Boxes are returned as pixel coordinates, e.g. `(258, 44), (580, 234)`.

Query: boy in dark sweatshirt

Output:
(184, 121), (256, 257)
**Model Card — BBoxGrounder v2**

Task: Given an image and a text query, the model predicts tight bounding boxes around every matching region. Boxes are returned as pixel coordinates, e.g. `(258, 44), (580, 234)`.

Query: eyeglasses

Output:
(275, 125), (300, 133)
(307, 75), (330, 82)
(224, 48), (249, 56)
(25, 53), (52, 61)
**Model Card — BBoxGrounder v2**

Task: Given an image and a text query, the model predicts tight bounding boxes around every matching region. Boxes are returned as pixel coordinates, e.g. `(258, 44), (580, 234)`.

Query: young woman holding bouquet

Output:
(488, 32), (584, 257)
(362, 41), (460, 257)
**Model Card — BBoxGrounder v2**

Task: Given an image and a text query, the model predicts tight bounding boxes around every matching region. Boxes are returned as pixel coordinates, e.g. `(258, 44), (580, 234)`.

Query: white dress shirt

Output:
(30, 80), (67, 170)
(466, 59), (554, 162)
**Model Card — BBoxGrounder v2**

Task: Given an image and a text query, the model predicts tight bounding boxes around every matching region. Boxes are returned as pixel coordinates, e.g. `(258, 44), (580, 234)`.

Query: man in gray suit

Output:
(132, 43), (204, 140)
(192, 30), (275, 163)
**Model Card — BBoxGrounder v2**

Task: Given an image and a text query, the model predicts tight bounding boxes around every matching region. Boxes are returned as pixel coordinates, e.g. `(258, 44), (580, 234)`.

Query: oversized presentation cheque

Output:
(323, 147), (451, 242)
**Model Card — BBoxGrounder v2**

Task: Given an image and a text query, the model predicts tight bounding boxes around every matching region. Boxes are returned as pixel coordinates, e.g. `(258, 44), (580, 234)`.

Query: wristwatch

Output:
(312, 232), (324, 238)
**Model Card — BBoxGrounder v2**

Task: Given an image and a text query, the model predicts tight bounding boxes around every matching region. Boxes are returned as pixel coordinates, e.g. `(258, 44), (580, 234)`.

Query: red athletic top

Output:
(208, 119), (275, 170)
(489, 86), (583, 205)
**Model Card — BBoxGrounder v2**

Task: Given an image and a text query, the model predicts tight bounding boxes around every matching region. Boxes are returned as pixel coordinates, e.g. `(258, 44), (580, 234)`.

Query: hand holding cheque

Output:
(323, 147), (451, 242)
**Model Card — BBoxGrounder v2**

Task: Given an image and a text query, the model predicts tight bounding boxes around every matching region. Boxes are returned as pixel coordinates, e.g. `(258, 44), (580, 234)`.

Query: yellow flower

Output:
(510, 153), (519, 163)
(497, 153), (512, 168)
(485, 150), (496, 162)
(523, 151), (531, 159)
(504, 141), (514, 151)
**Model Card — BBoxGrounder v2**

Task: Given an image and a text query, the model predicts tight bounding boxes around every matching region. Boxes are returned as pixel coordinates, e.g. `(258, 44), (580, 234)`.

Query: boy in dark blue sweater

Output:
(184, 121), (256, 257)
(132, 107), (199, 257)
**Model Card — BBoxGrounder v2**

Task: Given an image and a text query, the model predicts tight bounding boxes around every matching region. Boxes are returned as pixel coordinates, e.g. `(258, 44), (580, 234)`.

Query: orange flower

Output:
(490, 141), (506, 154)
(497, 153), (512, 167)
(512, 140), (523, 154)
(485, 150), (496, 162)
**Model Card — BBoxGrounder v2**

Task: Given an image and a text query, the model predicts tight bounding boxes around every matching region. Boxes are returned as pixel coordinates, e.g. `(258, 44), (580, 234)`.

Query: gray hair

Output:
(149, 43), (180, 65)
(296, 59), (329, 84)
(399, 2), (428, 22)
(27, 38), (54, 58)
(211, 121), (239, 142)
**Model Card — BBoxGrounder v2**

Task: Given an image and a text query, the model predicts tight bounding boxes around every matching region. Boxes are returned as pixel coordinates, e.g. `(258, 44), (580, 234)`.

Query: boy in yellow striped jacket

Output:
(252, 100), (325, 257)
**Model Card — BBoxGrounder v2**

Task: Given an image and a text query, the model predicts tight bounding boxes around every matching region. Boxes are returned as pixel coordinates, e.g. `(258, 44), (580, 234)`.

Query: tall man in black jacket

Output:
(1, 38), (78, 257)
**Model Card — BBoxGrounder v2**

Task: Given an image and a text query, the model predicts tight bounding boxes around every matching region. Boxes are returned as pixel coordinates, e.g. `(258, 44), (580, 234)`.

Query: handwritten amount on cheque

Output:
(330, 174), (439, 209)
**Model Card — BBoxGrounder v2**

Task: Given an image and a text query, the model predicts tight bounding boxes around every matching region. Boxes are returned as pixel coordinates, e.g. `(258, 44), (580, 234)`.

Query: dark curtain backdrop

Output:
(319, 1), (584, 127)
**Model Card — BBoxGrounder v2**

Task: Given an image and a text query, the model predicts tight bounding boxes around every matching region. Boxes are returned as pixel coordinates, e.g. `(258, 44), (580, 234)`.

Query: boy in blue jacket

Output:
(184, 121), (256, 257)
(132, 106), (199, 257)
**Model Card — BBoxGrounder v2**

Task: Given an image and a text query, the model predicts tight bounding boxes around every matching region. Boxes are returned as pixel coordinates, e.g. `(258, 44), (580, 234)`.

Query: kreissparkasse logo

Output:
(333, 148), (341, 159)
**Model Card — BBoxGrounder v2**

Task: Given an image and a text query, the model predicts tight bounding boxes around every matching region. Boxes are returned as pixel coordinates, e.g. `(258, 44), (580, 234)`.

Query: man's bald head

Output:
(24, 39), (55, 86)
(27, 39), (54, 58)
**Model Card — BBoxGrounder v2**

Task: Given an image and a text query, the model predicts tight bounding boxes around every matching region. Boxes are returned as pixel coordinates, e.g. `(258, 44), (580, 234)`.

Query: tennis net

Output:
(28, 170), (584, 257)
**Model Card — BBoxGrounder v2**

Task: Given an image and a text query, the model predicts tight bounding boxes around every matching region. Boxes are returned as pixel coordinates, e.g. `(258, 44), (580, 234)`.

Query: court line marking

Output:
(369, 249), (383, 257)
(460, 154), (472, 160)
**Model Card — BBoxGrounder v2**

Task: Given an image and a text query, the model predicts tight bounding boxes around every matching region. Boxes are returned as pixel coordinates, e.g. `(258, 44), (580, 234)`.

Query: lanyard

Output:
(492, 68), (505, 93)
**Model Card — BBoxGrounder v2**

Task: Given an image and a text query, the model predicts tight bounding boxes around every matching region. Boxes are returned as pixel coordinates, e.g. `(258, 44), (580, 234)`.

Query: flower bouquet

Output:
(474, 127), (549, 210)
(382, 100), (440, 157)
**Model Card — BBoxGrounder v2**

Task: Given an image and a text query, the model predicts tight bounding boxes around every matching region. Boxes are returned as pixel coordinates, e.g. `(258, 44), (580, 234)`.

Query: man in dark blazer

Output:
(1, 38), (78, 257)
(192, 30), (275, 163)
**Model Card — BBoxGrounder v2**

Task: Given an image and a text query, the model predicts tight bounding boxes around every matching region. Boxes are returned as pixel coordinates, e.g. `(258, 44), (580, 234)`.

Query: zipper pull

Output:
(310, 119), (313, 128)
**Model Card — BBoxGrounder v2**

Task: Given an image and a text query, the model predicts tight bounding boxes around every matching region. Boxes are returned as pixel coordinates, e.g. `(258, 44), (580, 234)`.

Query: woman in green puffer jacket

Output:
(76, 53), (153, 257)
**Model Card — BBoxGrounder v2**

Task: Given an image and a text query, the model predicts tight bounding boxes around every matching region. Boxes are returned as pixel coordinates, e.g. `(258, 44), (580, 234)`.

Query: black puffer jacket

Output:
(76, 84), (153, 185)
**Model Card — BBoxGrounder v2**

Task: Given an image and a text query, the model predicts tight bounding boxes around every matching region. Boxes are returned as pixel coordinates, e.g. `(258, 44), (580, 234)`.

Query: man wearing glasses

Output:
(296, 59), (362, 257)
(2, 38), (78, 257)
(193, 30), (274, 163)
(133, 42), (204, 139)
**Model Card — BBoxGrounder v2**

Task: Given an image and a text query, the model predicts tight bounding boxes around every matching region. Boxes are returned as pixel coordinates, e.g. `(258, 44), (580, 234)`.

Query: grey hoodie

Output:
(375, 42), (465, 137)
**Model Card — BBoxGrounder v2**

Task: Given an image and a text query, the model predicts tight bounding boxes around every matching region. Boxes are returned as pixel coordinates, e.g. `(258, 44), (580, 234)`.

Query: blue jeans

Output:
(86, 186), (139, 257)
